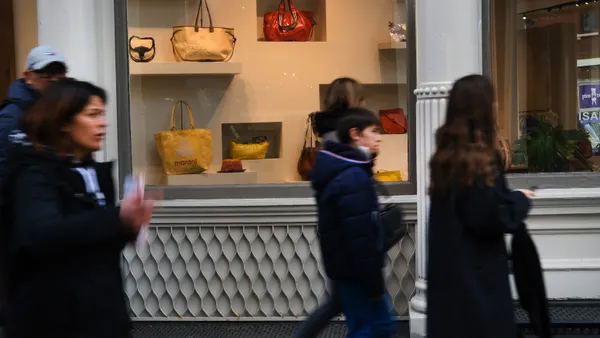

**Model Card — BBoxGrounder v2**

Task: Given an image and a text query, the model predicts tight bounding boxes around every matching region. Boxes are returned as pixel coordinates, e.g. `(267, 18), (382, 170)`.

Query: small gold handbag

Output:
(374, 170), (403, 182)
(171, 0), (236, 62)
(155, 101), (213, 175)
(230, 137), (270, 160)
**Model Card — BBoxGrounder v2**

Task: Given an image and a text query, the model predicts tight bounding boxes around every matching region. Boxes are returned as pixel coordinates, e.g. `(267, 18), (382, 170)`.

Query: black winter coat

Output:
(1, 134), (136, 338)
(426, 158), (531, 338)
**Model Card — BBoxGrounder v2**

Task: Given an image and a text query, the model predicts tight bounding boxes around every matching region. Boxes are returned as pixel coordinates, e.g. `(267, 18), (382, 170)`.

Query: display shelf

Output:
(129, 62), (242, 76)
(222, 122), (283, 160)
(256, 0), (327, 42)
(163, 171), (259, 186)
(378, 41), (407, 50)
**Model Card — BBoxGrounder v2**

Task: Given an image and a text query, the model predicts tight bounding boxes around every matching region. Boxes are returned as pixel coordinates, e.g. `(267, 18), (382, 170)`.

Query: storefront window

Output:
(490, 0), (600, 175)
(115, 0), (416, 198)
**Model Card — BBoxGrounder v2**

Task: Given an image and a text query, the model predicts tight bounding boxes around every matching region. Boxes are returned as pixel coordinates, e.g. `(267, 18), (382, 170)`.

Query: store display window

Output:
(489, 0), (600, 176)
(115, 0), (416, 199)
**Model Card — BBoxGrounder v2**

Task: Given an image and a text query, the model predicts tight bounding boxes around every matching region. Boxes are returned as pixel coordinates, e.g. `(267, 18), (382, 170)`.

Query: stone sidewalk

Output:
(131, 322), (410, 338)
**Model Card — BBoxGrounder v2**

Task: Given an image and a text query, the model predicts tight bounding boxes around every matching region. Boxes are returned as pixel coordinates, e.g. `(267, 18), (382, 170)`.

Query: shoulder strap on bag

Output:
(0, 98), (29, 113)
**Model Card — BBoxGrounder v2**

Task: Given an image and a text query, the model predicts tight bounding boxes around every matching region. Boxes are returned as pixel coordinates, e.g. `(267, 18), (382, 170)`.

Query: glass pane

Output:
(491, 0), (600, 173)
(126, 0), (411, 187)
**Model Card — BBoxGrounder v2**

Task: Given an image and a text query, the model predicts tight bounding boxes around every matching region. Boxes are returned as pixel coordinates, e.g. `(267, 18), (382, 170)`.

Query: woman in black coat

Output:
(1, 78), (154, 338)
(426, 74), (535, 338)
(295, 77), (366, 338)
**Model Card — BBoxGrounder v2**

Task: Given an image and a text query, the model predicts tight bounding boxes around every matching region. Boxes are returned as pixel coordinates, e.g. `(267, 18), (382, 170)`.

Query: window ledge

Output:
(157, 195), (418, 208)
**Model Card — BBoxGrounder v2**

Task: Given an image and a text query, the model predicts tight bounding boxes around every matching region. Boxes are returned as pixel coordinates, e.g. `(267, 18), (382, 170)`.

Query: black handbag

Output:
(376, 182), (407, 251)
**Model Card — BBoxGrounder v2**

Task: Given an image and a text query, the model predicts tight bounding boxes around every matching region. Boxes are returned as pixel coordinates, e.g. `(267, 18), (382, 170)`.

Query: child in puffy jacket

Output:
(310, 107), (395, 337)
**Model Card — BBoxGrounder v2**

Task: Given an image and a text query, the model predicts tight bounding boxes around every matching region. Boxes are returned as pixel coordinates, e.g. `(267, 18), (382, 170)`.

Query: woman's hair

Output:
(23, 77), (107, 152)
(336, 108), (381, 144)
(429, 74), (497, 198)
(324, 77), (365, 111)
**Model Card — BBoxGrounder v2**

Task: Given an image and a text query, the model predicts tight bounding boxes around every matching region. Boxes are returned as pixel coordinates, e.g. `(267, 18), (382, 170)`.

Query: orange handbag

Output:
(379, 108), (407, 134)
(263, 0), (315, 42)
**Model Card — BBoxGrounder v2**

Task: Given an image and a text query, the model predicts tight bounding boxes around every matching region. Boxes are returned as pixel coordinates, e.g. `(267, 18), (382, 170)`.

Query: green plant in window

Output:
(511, 116), (592, 172)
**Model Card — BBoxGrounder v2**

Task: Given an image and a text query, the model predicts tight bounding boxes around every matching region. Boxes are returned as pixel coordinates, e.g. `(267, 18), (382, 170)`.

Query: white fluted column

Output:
(36, 0), (118, 163)
(409, 0), (483, 337)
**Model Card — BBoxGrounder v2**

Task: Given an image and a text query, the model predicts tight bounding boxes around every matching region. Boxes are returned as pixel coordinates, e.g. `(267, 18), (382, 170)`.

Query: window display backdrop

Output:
(490, 0), (600, 175)
(126, 0), (410, 187)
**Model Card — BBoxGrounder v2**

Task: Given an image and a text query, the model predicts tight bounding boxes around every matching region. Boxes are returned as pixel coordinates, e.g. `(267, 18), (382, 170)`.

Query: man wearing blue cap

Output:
(0, 46), (67, 183)
(0, 45), (67, 336)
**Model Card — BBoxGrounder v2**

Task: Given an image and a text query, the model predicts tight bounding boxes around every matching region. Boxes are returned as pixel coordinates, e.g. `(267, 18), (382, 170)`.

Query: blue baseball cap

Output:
(25, 45), (67, 71)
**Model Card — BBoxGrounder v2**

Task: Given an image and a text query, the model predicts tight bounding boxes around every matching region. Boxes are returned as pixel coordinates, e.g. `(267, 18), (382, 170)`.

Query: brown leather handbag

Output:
(297, 113), (320, 181)
(264, 0), (315, 42)
(379, 108), (407, 134)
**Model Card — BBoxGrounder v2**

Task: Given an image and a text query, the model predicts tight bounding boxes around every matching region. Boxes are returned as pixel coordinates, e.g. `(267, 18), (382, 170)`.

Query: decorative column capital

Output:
(414, 82), (453, 99)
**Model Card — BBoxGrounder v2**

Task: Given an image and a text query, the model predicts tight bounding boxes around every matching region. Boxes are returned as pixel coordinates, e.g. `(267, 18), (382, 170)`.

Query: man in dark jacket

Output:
(311, 108), (395, 337)
(0, 45), (67, 185)
(0, 46), (66, 334)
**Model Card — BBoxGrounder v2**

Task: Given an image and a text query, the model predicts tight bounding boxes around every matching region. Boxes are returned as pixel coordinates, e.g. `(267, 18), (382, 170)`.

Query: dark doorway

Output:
(0, 0), (16, 97)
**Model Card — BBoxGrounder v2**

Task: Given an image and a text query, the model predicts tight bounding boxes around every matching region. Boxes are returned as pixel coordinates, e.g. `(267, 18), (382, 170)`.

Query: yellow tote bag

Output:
(155, 101), (213, 175)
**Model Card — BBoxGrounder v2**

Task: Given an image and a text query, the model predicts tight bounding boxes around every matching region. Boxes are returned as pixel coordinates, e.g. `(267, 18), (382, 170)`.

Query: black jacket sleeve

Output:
(456, 172), (531, 238)
(12, 166), (125, 257)
(335, 169), (386, 298)
(0, 106), (22, 184)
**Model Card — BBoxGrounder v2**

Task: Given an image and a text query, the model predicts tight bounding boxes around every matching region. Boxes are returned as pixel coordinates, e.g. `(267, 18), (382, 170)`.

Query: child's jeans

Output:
(337, 281), (396, 338)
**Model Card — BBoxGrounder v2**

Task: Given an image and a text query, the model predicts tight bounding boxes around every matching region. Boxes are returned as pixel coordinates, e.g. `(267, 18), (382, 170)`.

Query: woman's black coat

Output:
(1, 137), (136, 338)
(426, 157), (531, 338)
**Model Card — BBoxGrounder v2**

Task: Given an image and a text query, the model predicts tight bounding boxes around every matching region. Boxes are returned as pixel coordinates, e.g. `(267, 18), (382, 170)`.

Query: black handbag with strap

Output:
(376, 182), (407, 251)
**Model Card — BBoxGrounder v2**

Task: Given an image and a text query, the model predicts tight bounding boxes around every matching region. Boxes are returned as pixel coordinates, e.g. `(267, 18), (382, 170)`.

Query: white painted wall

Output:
(36, 0), (119, 164)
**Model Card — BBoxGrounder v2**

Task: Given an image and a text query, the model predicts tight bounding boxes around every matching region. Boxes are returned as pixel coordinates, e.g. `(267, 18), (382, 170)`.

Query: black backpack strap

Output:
(0, 98), (29, 112)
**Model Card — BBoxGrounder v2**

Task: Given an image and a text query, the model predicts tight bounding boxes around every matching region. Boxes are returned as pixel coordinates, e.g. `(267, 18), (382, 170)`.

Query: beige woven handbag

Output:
(170, 0), (236, 62)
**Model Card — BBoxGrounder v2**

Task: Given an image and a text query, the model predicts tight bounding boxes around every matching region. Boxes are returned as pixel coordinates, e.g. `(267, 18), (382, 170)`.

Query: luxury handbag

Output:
(171, 0), (236, 62)
(155, 101), (213, 175)
(297, 113), (320, 181)
(263, 0), (316, 42)
(376, 182), (407, 251)
(374, 170), (402, 182)
(230, 136), (270, 160)
(379, 108), (407, 134)
(129, 36), (156, 62)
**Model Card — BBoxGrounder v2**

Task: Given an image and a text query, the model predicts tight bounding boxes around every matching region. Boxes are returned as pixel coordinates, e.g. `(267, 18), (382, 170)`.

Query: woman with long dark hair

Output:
(426, 74), (534, 338)
(1, 78), (154, 338)
(295, 77), (366, 338)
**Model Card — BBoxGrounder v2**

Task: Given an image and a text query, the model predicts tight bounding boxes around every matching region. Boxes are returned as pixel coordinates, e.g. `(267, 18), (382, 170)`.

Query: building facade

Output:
(22, 0), (600, 337)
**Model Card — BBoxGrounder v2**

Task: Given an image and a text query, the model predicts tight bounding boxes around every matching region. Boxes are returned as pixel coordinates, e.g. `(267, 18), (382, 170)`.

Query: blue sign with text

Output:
(580, 83), (600, 109)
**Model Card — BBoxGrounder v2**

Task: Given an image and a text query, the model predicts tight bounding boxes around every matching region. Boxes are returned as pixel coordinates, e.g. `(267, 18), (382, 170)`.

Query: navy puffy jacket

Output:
(0, 79), (40, 186)
(311, 141), (385, 297)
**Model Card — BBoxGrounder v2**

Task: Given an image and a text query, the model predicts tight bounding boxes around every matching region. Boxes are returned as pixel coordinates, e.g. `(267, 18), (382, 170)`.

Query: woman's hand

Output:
(516, 189), (535, 199)
(119, 191), (154, 232)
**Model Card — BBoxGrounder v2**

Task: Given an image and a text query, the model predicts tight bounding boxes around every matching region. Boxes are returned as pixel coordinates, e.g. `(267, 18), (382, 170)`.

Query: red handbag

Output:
(379, 108), (407, 134)
(263, 0), (315, 42)
(297, 113), (320, 181)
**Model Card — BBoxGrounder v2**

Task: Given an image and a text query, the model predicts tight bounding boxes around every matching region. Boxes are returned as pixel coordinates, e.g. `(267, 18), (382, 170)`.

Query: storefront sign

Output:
(579, 111), (600, 124)
(579, 83), (600, 109)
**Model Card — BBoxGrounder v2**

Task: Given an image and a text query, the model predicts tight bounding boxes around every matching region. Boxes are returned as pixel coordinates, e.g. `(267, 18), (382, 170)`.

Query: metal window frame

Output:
(113, 0), (417, 199)
(481, 0), (600, 189)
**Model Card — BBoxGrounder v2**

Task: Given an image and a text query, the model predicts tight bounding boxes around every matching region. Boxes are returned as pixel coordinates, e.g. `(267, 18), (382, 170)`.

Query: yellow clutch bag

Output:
(229, 138), (270, 160)
(374, 170), (403, 182)
(155, 101), (213, 175)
